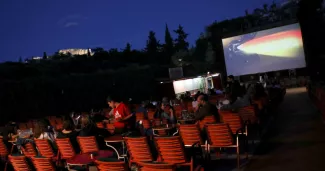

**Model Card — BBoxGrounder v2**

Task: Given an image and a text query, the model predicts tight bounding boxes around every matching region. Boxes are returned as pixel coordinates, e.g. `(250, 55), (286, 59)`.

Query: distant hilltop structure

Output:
(59, 48), (94, 56)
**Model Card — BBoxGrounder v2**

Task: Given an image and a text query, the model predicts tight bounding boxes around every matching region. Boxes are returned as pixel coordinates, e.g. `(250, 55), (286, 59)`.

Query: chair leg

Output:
(245, 135), (249, 159)
(4, 161), (8, 171)
(237, 146), (240, 169)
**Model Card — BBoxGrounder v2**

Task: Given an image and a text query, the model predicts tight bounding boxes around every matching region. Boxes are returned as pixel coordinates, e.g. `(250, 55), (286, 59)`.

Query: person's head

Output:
(161, 102), (168, 110)
(106, 95), (121, 108)
(227, 75), (234, 82)
(197, 94), (209, 106)
(62, 120), (75, 131)
(34, 121), (48, 138)
(81, 115), (92, 128)
(162, 97), (169, 104)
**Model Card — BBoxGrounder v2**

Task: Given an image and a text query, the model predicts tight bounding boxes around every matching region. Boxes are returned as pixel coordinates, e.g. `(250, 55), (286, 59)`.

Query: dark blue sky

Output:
(0, 0), (275, 62)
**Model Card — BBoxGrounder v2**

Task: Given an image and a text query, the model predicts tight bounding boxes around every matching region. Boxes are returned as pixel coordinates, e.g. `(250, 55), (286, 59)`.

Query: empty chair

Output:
(154, 136), (202, 171)
(56, 138), (92, 170)
(77, 136), (113, 158)
(31, 156), (56, 171)
(124, 137), (153, 167)
(34, 139), (57, 162)
(238, 106), (258, 124)
(205, 123), (241, 168)
(95, 158), (128, 171)
(21, 143), (37, 158)
(8, 155), (31, 171)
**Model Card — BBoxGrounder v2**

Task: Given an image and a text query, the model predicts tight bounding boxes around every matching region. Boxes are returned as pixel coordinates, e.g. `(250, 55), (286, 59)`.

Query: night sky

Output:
(0, 0), (275, 62)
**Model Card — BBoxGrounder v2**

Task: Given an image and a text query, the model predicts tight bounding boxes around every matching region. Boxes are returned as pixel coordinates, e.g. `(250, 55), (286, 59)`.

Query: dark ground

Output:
(244, 87), (325, 171)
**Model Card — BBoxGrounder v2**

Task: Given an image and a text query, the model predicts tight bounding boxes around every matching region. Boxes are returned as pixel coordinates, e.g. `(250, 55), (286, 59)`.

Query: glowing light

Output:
(238, 30), (303, 57)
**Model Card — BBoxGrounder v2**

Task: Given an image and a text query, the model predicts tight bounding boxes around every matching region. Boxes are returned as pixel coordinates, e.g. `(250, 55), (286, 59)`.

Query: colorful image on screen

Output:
(222, 23), (306, 76)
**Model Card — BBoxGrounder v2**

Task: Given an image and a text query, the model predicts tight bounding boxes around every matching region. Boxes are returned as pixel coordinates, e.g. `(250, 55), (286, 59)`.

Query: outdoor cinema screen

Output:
(222, 23), (306, 76)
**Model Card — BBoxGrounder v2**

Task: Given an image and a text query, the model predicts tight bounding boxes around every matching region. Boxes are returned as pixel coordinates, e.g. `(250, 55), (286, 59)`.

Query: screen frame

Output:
(221, 22), (306, 76)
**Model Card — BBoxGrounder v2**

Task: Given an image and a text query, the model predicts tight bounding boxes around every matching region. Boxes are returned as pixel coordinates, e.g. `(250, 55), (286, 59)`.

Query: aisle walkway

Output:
(244, 88), (325, 171)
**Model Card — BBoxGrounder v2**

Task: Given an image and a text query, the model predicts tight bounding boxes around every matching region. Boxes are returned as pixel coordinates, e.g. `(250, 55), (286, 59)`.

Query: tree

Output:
(205, 42), (216, 64)
(123, 43), (132, 53)
(146, 31), (159, 54)
(174, 25), (189, 52)
(43, 52), (47, 60)
(162, 24), (174, 63)
(193, 33), (208, 62)
(145, 31), (160, 63)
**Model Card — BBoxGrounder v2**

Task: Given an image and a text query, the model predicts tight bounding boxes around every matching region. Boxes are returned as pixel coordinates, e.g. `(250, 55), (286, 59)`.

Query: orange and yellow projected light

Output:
(237, 30), (303, 57)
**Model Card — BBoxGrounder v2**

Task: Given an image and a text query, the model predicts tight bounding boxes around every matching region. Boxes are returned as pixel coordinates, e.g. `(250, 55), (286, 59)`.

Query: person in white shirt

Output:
(34, 122), (56, 142)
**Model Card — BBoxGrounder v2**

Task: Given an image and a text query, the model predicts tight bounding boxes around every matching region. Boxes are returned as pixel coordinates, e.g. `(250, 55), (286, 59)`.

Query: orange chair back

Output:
(55, 138), (76, 159)
(0, 138), (8, 158)
(136, 112), (145, 121)
(154, 136), (186, 164)
(31, 156), (55, 171)
(179, 124), (203, 146)
(147, 110), (155, 120)
(34, 139), (55, 158)
(77, 136), (99, 153)
(95, 159), (128, 171)
(21, 143), (37, 158)
(220, 113), (243, 135)
(205, 123), (233, 147)
(238, 106), (258, 123)
(124, 137), (153, 164)
(199, 115), (216, 130)
(8, 155), (31, 171)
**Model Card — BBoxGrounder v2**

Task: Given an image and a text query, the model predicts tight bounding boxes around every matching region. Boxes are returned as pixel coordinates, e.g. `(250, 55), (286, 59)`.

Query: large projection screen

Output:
(222, 23), (306, 76)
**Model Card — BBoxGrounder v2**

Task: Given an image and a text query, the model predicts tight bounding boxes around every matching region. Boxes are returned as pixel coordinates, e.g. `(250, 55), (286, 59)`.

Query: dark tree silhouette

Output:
(163, 24), (174, 64)
(174, 25), (189, 52)
(145, 31), (160, 63)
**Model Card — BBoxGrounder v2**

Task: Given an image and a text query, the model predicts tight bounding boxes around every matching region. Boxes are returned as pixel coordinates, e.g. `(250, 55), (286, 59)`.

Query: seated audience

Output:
(34, 121), (56, 142)
(159, 102), (176, 124)
(195, 94), (220, 122)
(0, 122), (18, 141)
(79, 115), (111, 149)
(57, 120), (80, 153)
(137, 101), (148, 118)
(79, 115), (110, 137)
(221, 83), (254, 110)
(106, 95), (134, 134)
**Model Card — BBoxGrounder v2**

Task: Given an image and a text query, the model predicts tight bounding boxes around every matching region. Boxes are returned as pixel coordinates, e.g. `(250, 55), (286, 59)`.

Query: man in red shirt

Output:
(107, 96), (133, 134)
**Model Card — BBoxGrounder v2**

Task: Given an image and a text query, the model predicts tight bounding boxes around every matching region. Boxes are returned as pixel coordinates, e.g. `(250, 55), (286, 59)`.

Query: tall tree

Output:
(174, 25), (189, 52)
(43, 52), (47, 60)
(163, 24), (174, 63)
(145, 31), (160, 63)
(193, 33), (208, 62)
(123, 43), (132, 53)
